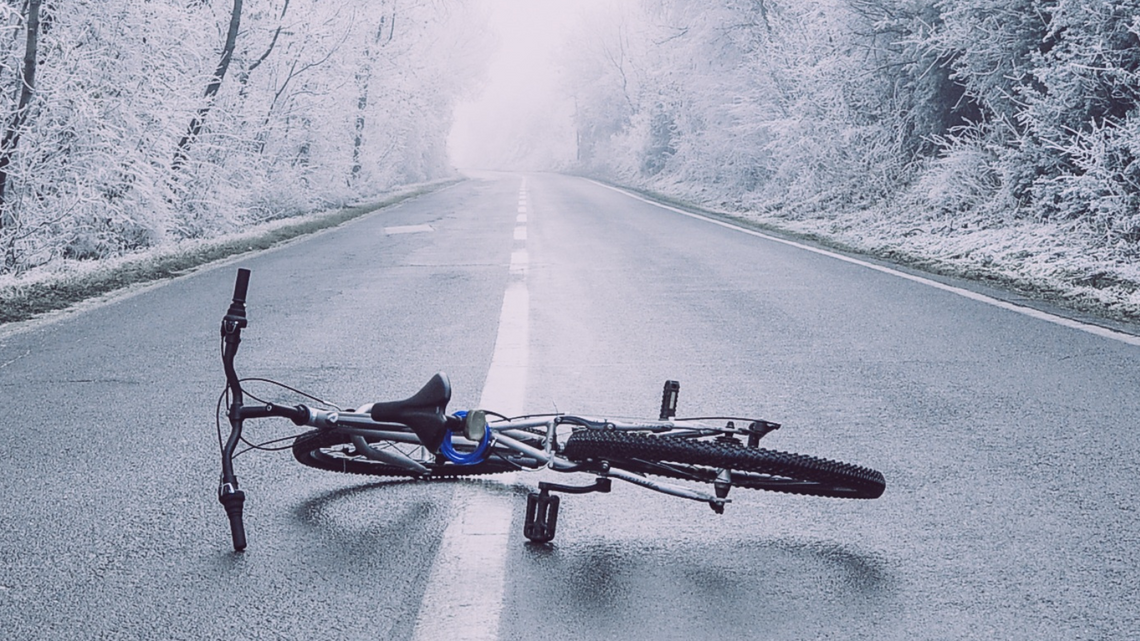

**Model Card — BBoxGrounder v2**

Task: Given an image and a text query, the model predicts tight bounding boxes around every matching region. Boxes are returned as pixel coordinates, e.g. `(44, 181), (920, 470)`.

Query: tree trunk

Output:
(350, 12), (394, 183)
(172, 0), (243, 173)
(351, 88), (368, 182)
(0, 0), (42, 229)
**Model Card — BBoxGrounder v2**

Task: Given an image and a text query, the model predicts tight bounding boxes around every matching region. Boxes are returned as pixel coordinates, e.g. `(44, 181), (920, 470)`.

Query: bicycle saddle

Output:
(369, 372), (452, 452)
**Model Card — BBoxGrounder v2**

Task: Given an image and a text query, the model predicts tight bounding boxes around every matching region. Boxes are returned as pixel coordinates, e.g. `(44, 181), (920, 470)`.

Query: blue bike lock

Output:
(440, 411), (492, 465)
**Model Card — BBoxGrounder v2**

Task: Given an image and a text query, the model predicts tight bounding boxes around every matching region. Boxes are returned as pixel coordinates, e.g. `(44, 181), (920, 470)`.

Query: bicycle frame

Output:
(308, 410), (741, 506)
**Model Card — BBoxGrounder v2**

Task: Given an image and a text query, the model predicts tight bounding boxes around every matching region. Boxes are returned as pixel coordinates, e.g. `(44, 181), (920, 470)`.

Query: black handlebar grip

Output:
(232, 268), (251, 304)
(220, 490), (247, 551)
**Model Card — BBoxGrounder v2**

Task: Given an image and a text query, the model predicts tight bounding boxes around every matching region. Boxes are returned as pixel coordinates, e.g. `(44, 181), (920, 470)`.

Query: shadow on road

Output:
(506, 535), (895, 640)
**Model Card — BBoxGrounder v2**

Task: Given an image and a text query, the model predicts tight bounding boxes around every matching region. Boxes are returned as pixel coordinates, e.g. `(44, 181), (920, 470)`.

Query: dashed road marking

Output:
(384, 224), (434, 235)
(510, 250), (529, 275)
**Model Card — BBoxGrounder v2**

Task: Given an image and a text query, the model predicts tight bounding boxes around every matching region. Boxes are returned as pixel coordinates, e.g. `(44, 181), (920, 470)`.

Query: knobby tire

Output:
(563, 430), (885, 499)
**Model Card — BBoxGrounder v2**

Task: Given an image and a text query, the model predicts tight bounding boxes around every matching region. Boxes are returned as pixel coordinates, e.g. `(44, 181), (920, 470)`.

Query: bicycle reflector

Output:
(441, 411), (492, 465)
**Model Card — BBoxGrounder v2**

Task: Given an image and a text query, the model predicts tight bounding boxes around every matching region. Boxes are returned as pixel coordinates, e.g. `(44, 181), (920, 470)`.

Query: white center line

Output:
(479, 281), (528, 412)
(411, 183), (531, 641)
(513, 226), (527, 241)
(517, 214), (527, 223)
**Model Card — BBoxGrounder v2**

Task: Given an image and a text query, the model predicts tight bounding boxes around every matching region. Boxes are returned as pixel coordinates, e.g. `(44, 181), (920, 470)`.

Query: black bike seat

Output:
(369, 372), (452, 452)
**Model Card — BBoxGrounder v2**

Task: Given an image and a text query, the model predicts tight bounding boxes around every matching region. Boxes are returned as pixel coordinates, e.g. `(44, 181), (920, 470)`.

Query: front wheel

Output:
(292, 430), (519, 478)
(562, 430), (885, 499)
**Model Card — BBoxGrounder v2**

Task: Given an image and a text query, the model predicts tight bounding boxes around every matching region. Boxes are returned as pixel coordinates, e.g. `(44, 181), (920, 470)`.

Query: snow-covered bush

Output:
(912, 135), (1003, 218)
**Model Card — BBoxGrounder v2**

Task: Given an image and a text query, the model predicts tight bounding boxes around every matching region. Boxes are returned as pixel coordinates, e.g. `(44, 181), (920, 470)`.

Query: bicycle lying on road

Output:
(216, 268), (886, 551)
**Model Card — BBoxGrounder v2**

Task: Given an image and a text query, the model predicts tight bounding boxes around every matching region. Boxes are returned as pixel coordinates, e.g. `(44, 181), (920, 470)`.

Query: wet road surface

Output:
(2, 173), (1139, 639)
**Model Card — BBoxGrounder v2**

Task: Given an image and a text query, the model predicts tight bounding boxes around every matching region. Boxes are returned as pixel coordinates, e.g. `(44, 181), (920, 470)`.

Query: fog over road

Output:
(2, 173), (1138, 640)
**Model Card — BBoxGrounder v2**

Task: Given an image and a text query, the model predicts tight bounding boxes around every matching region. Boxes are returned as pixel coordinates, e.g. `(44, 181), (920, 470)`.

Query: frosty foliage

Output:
(560, 0), (1140, 302)
(565, 0), (942, 214)
(0, 0), (490, 274)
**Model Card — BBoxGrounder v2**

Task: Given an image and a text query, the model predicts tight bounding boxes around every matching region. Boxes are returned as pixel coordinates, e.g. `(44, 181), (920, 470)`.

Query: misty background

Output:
(2, 0), (1140, 318)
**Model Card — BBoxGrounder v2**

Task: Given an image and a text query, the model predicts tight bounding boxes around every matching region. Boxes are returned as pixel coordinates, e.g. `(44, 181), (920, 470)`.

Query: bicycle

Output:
(217, 268), (886, 551)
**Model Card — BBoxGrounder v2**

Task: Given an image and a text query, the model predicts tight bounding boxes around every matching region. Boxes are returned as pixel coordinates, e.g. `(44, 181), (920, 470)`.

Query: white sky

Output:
(447, 0), (609, 170)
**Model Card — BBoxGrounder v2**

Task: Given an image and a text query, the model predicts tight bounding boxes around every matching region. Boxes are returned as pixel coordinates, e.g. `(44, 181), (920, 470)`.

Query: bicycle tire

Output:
(292, 430), (518, 479)
(562, 430), (885, 499)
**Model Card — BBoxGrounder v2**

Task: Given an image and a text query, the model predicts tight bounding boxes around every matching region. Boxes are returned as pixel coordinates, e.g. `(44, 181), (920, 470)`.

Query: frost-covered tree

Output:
(0, 0), (40, 233)
(560, 0), (1140, 251)
(1021, 0), (1140, 237)
(564, 0), (952, 211)
(930, 0), (1048, 130)
(172, 0), (242, 173)
(0, 0), (490, 274)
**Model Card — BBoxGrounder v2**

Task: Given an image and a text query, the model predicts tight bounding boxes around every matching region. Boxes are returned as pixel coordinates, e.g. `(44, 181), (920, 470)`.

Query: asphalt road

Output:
(2, 172), (1139, 640)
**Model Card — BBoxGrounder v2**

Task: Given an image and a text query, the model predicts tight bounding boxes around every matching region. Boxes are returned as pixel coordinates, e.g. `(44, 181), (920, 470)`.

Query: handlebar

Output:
(214, 267), (474, 550)
(219, 268), (252, 551)
(216, 268), (381, 551)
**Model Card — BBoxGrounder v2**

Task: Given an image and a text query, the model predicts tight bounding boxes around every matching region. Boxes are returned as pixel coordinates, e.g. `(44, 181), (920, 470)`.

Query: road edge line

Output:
(589, 179), (1140, 348)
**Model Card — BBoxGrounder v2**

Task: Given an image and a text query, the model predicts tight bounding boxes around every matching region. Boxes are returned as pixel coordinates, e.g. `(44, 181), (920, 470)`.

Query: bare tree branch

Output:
(248, 0), (290, 75)
(172, 0), (243, 173)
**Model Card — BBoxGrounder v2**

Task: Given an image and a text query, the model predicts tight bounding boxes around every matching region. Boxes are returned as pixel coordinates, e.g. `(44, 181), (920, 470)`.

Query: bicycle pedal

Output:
(524, 491), (560, 543)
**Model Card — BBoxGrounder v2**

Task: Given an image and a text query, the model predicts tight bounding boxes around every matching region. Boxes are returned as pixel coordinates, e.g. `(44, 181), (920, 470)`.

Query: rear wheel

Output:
(292, 430), (519, 478)
(562, 430), (885, 499)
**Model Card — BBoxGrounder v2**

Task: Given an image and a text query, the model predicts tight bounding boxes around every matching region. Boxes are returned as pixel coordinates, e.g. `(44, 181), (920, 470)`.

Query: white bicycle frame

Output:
(296, 407), (731, 507)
